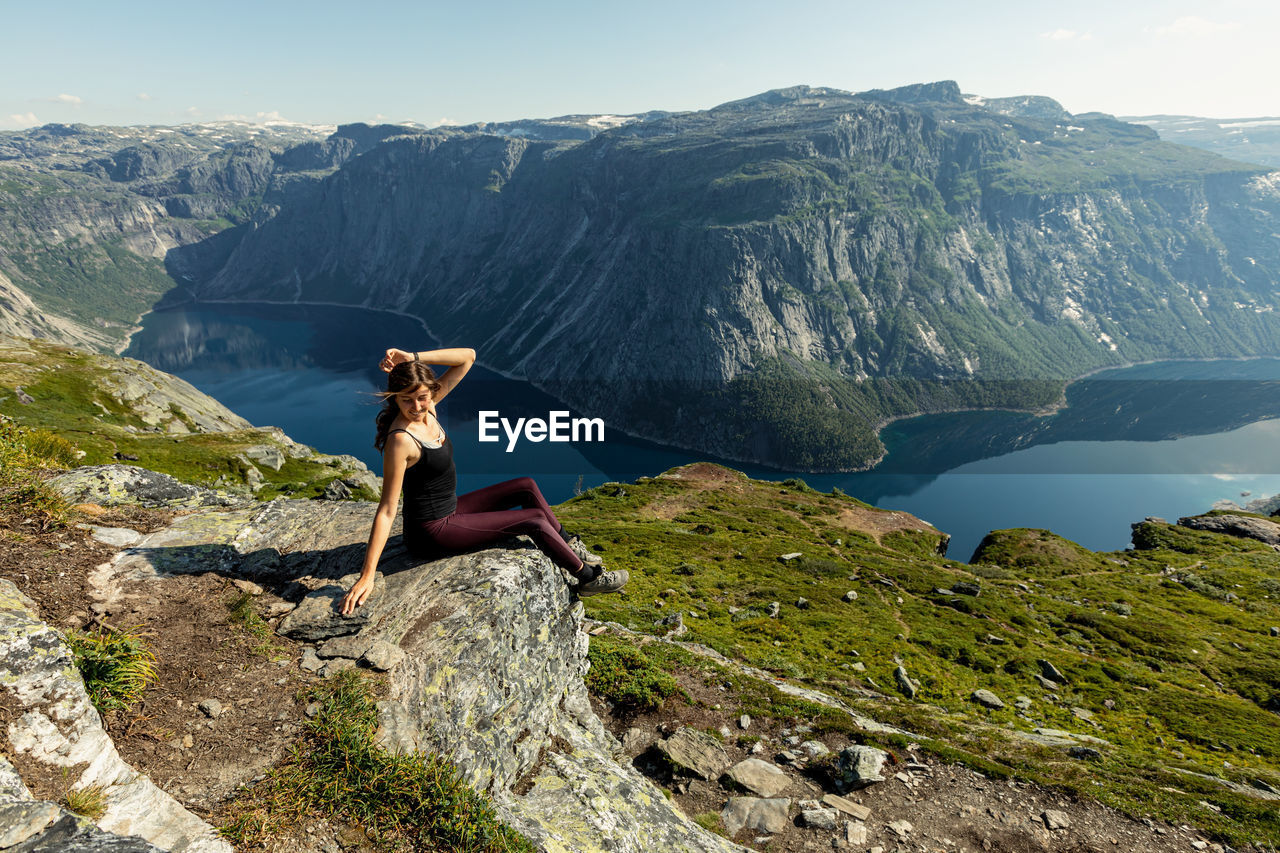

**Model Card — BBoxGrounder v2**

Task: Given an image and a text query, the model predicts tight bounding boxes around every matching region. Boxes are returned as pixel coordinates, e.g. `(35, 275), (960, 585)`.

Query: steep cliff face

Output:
(0, 123), (330, 348)
(185, 84), (1280, 469)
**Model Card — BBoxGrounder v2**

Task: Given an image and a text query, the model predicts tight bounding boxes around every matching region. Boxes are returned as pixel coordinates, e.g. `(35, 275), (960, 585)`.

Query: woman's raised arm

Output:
(380, 346), (475, 402)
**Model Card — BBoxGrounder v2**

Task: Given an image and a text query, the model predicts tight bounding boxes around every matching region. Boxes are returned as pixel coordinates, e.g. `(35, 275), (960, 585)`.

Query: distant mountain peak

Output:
(859, 80), (965, 106)
(712, 85), (855, 111)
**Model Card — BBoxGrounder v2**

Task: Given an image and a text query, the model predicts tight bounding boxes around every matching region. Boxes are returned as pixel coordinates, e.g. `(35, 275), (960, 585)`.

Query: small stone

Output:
(182, 734), (194, 749)
(984, 634), (1007, 644)
(1042, 809), (1071, 830)
(232, 578), (264, 596)
(320, 658), (356, 678)
(87, 525), (143, 547)
(622, 727), (653, 753)
(894, 665), (918, 699)
(843, 590), (858, 602)
(361, 640), (406, 672)
(1068, 746), (1103, 761)
(727, 758), (791, 797)
(832, 745), (888, 792)
(845, 820), (868, 845)
(1034, 674), (1060, 691)
(952, 581), (981, 596)
(1038, 659), (1069, 684)
(721, 797), (791, 835)
(778, 552), (803, 561)
(888, 819), (913, 837)
(796, 597), (810, 609)
(1270, 627), (1279, 637)
(850, 661), (866, 672)
(801, 808), (839, 830)
(1014, 695), (1033, 710)
(300, 647), (324, 673)
(718, 725), (733, 739)
(766, 601), (781, 618)
(739, 714), (751, 730)
(197, 698), (223, 718)
(1191, 842), (1208, 850)
(264, 601), (295, 618)
(800, 740), (831, 758)
(971, 689), (1005, 709)
(657, 727), (730, 780)
(304, 702), (321, 718)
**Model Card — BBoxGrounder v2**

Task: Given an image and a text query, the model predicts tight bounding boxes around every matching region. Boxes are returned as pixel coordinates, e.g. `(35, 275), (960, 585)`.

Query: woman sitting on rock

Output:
(342, 346), (627, 614)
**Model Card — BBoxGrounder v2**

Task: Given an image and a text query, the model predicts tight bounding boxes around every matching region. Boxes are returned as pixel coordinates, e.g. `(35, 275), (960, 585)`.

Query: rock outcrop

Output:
(1178, 513), (1280, 548)
(0, 580), (231, 852)
(66, 470), (744, 852)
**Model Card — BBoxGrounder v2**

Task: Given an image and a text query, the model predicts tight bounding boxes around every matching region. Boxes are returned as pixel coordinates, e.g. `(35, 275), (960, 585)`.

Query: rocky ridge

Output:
(1, 464), (746, 852)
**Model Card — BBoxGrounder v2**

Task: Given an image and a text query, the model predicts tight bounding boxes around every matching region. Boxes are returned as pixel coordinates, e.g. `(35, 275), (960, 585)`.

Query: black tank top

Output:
(392, 419), (457, 524)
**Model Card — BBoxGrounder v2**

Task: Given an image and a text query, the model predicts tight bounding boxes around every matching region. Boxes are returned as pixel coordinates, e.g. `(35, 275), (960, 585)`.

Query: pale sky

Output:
(2, 0), (1277, 131)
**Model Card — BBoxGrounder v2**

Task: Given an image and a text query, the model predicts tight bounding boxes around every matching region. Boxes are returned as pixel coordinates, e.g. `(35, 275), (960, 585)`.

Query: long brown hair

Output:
(374, 361), (442, 451)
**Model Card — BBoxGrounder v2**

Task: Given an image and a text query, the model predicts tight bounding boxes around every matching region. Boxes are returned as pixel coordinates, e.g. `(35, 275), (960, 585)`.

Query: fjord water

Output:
(127, 303), (1280, 562)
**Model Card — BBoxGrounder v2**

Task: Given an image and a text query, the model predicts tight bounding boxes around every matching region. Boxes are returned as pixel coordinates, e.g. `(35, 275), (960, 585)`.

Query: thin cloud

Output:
(54, 93), (82, 105)
(8, 112), (39, 127)
(1040, 28), (1093, 41)
(430, 117), (458, 127)
(137, 93), (152, 101)
(1154, 16), (1239, 36)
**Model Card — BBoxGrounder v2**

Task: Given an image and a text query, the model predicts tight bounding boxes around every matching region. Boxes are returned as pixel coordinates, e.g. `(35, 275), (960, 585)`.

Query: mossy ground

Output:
(562, 463), (1280, 847)
(0, 337), (376, 500)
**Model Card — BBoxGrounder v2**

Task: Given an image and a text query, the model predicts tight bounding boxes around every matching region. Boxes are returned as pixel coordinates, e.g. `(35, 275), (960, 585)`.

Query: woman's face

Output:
(395, 385), (435, 421)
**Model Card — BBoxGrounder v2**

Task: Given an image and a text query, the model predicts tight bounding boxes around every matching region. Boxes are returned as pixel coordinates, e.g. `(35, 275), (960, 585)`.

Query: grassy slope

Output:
(560, 463), (1280, 846)
(0, 337), (375, 500)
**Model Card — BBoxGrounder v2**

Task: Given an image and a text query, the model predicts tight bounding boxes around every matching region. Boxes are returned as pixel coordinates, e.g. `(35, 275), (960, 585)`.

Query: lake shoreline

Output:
(135, 296), (1280, 476)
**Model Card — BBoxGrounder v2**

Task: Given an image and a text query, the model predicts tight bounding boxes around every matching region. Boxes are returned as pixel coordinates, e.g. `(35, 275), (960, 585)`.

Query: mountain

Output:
(182, 82), (1280, 470)
(4, 84), (1280, 471)
(1125, 114), (1280, 169)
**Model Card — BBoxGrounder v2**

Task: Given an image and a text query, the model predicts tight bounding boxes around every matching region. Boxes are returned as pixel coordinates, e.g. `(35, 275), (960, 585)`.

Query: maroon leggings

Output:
(414, 477), (588, 576)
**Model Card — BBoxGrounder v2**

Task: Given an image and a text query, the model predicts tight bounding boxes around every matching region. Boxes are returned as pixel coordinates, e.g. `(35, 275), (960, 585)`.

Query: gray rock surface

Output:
(831, 745), (888, 792)
(360, 639), (405, 671)
(1178, 513), (1280, 547)
(1037, 659), (1069, 685)
(971, 689), (1005, 709)
(50, 465), (242, 510)
(893, 665), (918, 699)
(726, 758), (790, 798)
(277, 575), (383, 641)
(0, 579), (231, 853)
(657, 728), (732, 781)
(53, 485), (748, 851)
(799, 807), (838, 830)
(720, 797), (790, 835)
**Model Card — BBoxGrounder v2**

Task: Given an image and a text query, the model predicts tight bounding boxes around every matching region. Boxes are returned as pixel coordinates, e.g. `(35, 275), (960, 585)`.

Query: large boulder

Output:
(104, 494), (745, 853)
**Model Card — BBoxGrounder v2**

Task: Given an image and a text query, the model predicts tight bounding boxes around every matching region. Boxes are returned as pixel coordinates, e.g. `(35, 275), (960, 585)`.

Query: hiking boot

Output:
(576, 569), (629, 597)
(566, 533), (603, 566)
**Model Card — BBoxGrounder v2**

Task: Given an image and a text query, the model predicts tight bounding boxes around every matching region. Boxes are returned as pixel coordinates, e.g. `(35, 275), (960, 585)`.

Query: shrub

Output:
(585, 636), (679, 713)
(66, 626), (157, 715)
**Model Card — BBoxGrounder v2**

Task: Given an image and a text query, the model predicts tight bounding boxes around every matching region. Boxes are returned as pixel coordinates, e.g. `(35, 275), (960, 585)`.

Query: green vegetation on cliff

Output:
(562, 463), (1280, 846)
(0, 335), (377, 500)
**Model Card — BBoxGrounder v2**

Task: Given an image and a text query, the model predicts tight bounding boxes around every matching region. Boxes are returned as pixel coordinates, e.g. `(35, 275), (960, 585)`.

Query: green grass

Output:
(66, 626), (158, 715)
(220, 669), (534, 852)
(562, 464), (1280, 847)
(0, 338), (377, 501)
(62, 784), (107, 820)
(585, 634), (682, 714)
(0, 418), (73, 530)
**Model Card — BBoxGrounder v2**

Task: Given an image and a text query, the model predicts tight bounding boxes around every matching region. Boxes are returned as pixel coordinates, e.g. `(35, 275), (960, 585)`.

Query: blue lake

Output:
(126, 303), (1280, 562)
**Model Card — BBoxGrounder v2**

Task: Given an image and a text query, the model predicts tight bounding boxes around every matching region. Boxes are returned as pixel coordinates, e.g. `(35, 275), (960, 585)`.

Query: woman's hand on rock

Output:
(380, 348), (413, 372)
(341, 575), (375, 615)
